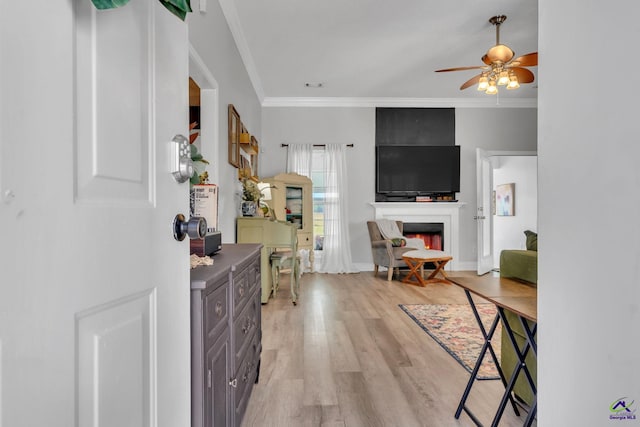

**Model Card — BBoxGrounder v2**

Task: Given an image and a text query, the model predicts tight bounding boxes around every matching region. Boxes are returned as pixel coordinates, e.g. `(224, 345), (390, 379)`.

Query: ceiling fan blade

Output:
(510, 67), (535, 83)
(511, 52), (538, 67)
(460, 74), (482, 90)
(435, 66), (487, 73)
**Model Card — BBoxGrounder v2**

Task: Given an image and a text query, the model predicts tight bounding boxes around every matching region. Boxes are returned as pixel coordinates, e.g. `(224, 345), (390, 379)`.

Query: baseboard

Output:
(455, 261), (478, 271)
(354, 262), (375, 272)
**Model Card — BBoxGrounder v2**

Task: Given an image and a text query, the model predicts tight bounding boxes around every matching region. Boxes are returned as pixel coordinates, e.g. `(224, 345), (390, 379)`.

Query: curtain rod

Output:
(280, 143), (354, 147)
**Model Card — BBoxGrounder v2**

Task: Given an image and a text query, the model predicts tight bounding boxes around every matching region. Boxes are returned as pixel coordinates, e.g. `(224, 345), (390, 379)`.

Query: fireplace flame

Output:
(405, 232), (441, 251)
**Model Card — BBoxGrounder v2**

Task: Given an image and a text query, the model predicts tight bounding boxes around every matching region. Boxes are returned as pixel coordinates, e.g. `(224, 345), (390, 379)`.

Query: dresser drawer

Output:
(245, 255), (260, 294)
(254, 289), (262, 344)
(232, 266), (250, 317)
(233, 334), (260, 426)
(233, 250), (260, 288)
(203, 280), (229, 344)
(232, 256), (260, 317)
(233, 290), (259, 370)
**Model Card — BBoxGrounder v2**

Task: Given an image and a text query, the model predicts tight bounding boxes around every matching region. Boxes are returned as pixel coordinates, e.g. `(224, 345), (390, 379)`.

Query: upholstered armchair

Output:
(367, 220), (414, 281)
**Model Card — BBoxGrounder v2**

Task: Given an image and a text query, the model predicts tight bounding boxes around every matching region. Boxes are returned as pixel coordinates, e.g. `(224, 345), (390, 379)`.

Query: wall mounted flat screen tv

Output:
(376, 145), (461, 194)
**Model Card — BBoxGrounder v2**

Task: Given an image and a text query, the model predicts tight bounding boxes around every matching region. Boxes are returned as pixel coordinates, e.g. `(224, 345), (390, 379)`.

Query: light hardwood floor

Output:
(242, 270), (535, 427)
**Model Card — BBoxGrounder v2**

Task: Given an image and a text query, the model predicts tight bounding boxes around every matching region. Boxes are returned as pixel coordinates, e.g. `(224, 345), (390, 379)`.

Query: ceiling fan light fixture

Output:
(486, 44), (514, 64)
(477, 75), (489, 91)
(485, 80), (498, 95)
(507, 74), (520, 90)
(434, 14), (537, 96)
(497, 70), (510, 86)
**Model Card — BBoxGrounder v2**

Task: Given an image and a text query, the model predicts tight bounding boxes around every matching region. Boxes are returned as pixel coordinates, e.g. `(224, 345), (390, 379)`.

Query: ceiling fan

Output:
(435, 15), (538, 94)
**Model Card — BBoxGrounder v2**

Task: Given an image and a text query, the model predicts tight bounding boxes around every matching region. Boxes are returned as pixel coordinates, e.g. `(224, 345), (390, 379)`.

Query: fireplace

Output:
(370, 201), (465, 271)
(403, 222), (444, 251)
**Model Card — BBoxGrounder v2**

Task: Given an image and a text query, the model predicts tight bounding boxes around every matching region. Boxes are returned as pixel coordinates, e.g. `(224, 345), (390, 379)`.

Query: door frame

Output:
(189, 44), (220, 186)
(477, 150), (536, 275)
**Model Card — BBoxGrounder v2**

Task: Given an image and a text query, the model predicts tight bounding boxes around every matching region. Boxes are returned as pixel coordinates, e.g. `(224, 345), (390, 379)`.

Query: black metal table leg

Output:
(490, 308), (537, 427)
(455, 290), (520, 425)
(520, 316), (538, 427)
(524, 398), (537, 427)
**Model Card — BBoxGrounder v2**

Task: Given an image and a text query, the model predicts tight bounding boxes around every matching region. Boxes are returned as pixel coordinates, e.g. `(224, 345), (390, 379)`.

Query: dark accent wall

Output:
(375, 107), (455, 146)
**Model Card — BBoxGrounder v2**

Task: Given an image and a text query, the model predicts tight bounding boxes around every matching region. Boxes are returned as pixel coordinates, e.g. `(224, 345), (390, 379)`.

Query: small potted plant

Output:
(241, 179), (261, 216)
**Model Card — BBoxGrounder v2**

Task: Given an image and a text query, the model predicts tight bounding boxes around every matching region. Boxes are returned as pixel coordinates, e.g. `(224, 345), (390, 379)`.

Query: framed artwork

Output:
(496, 183), (515, 216)
(492, 191), (496, 215)
(228, 104), (240, 167)
(238, 156), (250, 180)
(250, 135), (259, 180)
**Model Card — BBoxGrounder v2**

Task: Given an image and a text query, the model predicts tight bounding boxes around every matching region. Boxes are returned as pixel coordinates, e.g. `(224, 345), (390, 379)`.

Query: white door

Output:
(476, 148), (494, 274)
(0, 2), (190, 426)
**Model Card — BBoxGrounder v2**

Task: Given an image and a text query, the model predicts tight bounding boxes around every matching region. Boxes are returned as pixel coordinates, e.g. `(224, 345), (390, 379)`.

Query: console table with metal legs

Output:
(448, 275), (537, 427)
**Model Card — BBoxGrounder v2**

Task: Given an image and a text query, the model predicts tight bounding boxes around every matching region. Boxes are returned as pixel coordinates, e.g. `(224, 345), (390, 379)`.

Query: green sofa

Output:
(499, 230), (537, 407)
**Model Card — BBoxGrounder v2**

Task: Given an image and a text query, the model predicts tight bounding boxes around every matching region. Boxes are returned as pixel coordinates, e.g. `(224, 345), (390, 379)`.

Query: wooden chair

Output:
(270, 249), (301, 304)
(366, 220), (414, 281)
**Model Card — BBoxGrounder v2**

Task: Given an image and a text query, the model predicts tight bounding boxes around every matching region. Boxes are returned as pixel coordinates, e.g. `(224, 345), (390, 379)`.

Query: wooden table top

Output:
(448, 275), (537, 322)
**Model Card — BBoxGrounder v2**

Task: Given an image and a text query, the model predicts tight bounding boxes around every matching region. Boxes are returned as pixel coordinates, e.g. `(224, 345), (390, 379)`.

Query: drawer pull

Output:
(229, 378), (238, 388)
(215, 302), (223, 317)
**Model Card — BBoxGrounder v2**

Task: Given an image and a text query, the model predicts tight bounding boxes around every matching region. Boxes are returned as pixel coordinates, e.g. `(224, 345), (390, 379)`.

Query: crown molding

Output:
(218, 0), (265, 102)
(261, 97), (537, 108)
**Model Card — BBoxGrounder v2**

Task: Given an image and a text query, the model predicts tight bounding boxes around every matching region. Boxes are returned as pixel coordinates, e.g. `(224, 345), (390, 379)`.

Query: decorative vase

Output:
(241, 201), (257, 217)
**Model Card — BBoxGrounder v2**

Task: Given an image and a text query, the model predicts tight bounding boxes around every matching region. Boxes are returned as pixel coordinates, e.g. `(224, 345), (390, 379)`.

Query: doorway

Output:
(476, 149), (537, 274)
(492, 155), (537, 269)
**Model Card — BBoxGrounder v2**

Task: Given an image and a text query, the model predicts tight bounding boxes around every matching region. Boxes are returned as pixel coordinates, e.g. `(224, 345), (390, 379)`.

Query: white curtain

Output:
(286, 143), (312, 176)
(286, 144), (313, 271)
(287, 143), (358, 274)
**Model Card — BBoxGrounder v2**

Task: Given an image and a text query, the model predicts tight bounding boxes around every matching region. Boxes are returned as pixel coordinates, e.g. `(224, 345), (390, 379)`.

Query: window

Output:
(311, 149), (326, 251)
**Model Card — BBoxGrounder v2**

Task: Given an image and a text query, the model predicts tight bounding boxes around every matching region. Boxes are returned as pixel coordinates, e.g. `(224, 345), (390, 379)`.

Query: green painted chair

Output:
(270, 249), (301, 304)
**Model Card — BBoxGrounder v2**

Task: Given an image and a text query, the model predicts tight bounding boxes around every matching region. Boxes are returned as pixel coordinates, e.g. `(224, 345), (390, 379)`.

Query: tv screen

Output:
(376, 145), (461, 194)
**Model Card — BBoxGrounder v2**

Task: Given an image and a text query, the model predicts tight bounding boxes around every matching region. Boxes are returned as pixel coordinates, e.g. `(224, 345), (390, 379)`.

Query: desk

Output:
(401, 249), (452, 286)
(237, 217), (299, 304)
(448, 275), (537, 427)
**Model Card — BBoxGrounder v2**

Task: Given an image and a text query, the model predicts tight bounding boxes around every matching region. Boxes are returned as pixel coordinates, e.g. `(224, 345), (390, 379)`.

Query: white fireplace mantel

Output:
(370, 202), (466, 271)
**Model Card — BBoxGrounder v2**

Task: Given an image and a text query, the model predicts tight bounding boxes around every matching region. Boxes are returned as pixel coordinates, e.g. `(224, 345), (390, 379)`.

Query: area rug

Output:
(399, 303), (501, 380)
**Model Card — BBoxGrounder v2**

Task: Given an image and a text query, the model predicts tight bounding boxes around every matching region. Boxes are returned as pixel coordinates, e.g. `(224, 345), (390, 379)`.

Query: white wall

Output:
(188, 5), (262, 242)
(261, 107), (375, 267)
(539, 1), (640, 424)
(492, 156), (538, 267)
(261, 106), (537, 270)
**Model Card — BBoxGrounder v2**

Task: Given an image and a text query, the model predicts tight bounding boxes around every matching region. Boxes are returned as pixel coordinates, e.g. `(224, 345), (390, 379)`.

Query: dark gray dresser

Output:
(190, 244), (262, 427)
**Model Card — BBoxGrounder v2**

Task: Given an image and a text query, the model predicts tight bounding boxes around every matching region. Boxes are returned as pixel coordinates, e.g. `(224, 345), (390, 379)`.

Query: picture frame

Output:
(228, 104), (240, 167)
(496, 183), (515, 216)
(238, 155), (251, 180)
(250, 135), (259, 180)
